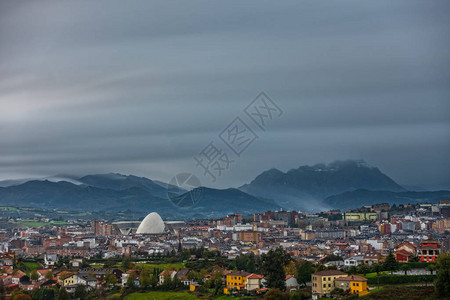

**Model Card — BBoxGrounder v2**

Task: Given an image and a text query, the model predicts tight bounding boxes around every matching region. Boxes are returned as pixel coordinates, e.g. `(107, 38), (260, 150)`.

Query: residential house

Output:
(285, 275), (300, 290)
(224, 271), (251, 294)
(344, 256), (364, 267)
(12, 273), (28, 285)
(62, 274), (77, 286)
(245, 273), (264, 291)
(395, 241), (417, 262)
(363, 252), (382, 266)
(159, 270), (177, 285)
(44, 254), (58, 268)
(37, 269), (52, 281)
(311, 270), (347, 297)
(335, 275), (369, 296)
(76, 273), (98, 289)
(0, 255), (13, 267)
(418, 240), (441, 262)
(175, 269), (193, 286)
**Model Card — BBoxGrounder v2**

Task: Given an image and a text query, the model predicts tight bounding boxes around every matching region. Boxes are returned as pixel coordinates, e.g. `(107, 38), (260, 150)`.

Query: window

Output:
(328, 284), (331, 287)
(323, 284), (326, 288)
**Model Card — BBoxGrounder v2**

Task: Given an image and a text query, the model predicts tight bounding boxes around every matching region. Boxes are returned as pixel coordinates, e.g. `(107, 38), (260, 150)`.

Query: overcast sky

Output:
(0, 1), (449, 189)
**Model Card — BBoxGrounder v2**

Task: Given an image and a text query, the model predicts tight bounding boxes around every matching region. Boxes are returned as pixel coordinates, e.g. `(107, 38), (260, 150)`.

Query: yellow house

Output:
(62, 274), (77, 286)
(335, 275), (369, 296)
(224, 271), (250, 294)
(189, 283), (199, 291)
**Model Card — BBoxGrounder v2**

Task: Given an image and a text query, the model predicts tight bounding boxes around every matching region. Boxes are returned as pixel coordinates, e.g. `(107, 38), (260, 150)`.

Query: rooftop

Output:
(313, 270), (346, 276)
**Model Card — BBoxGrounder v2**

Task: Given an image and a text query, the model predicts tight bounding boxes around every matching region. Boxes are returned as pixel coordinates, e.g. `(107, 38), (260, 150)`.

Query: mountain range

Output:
(0, 160), (448, 217)
(0, 174), (279, 219)
(239, 160), (406, 210)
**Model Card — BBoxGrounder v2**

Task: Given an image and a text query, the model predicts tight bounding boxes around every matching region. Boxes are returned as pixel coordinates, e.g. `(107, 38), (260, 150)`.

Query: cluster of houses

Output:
(395, 240), (441, 263)
(311, 270), (369, 299)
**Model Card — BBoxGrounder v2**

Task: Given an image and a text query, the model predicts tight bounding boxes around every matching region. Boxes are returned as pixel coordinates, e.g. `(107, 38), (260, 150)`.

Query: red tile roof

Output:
(247, 273), (264, 279)
(335, 275), (367, 282)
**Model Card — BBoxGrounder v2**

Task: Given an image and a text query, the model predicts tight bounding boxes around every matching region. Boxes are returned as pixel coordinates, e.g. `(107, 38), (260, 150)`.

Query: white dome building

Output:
(136, 212), (165, 234)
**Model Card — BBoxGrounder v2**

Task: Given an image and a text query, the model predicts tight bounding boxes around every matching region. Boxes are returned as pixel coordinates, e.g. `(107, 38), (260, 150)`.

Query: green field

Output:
(0, 206), (19, 212)
(125, 291), (199, 300)
(17, 219), (68, 228)
(24, 262), (40, 270)
(363, 271), (389, 278)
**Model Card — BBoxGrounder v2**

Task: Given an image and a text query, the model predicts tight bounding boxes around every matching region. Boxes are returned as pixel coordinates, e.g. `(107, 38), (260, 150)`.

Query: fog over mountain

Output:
(239, 160), (406, 210)
(0, 160), (448, 215)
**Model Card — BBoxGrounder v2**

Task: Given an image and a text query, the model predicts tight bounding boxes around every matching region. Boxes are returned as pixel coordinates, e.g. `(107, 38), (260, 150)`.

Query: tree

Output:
(32, 288), (55, 300)
(434, 254), (450, 298)
(45, 270), (54, 280)
(284, 261), (297, 276)
(383, 252), (399, 274)
(372, 263), (382, 276)
(358, 265), (369, 276)
(149, 274), (158, 288)
(187, 270), (200, 282)
(297, 261), (314, 287)
(105, 271), (117, 287)
(0, 278), (5, 300)
(126, 272), (137, 289)
(263, 288), (290, 300)
(409, 256), (419, 262)
(74, 285), (87, 300)
(103, 259), (116, 269)
(246, 253), (257, 273)
(316, 264), (325, 272)
(121, 257), (133, 270)
(30, 269), (39, 281)
(322, 254), (343, 263)
(372, 263), (382, 290)
(56, 288), (70, 300)
(427, 263), (436, 275)
(212, 270), (223, 294)
(140, 269), (151, 288)
(347, 266), (358, 275)
(400, 264), (411, 275)
(260, 247), (291, 291)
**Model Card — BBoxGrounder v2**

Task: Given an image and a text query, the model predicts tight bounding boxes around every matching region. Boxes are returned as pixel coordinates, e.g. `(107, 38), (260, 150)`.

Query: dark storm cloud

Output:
(0, 0), (449, 188)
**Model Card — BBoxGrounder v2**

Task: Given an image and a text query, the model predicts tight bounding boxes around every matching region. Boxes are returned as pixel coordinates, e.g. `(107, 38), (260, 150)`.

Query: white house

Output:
(285, 275), (300, 290)
(344, 256), (364, 267)
(44, 254), (58, 268)
(159, 270), (177, 285)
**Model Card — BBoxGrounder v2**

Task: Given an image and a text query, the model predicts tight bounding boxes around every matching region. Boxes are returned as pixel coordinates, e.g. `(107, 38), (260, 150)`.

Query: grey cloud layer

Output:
(0, 0), (449, 188)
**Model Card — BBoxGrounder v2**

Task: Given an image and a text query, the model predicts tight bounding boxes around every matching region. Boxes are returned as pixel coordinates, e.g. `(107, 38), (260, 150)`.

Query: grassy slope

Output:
(361, 286), (441, 300)
(125, 291), (199, 300)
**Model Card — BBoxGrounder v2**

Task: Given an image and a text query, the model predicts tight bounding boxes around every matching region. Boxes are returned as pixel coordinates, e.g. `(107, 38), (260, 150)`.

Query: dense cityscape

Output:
(0, 199), (448, 299)
(2, 1), (449, 299)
